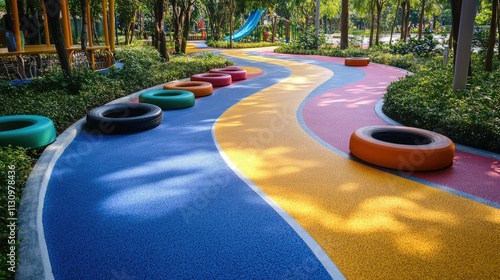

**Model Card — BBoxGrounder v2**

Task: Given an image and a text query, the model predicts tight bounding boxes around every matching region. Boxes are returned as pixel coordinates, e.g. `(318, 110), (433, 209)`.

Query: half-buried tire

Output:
(349, 125), (455, 171)
(0, 115), (57, 149)
(139, 89), (195, 110)
(86, 103), (162, 134)
(163, 81), (213, 97)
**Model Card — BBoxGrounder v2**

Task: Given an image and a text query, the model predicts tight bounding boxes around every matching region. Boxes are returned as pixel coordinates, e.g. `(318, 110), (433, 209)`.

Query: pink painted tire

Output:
(191, 73), (232, 87)
(209, 67), (247, 81)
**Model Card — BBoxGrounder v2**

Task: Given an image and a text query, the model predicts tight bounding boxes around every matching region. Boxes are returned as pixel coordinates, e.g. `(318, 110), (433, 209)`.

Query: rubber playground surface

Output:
(19, 44), (500, 279)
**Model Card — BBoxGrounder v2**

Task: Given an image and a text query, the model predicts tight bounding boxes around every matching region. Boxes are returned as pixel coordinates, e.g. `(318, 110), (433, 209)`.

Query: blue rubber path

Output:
(43, 56), (336, 279)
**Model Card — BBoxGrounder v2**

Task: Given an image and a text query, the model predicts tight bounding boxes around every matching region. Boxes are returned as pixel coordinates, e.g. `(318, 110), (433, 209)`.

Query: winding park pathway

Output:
(18, 45), (499, 279)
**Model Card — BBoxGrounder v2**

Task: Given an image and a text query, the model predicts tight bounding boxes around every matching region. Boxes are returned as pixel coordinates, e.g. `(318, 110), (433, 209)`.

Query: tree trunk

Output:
(400, 1), (407, 40)
(229, 0), (235, 48)
(181, 6), (190, 53)
(340, 0), (349, 49)
(375, 2), (383, 45)
(450, 0), (462, 62)
(80, 0), (87, 51)
(369, 0), (375, 47)
(418, 0), (426, 39)
(486, 0), (498, 71)
(389, 1), (400, 45)
(44, 0), (71, 77)
(154, 0), (169, 61)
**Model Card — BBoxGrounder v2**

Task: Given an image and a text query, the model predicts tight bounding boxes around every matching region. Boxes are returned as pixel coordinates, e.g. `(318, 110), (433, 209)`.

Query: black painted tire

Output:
(0, 115), (57, 148)
(86, 103), (162, 134)
(349, 126), (455, 171)
(139, 89), (195, 110)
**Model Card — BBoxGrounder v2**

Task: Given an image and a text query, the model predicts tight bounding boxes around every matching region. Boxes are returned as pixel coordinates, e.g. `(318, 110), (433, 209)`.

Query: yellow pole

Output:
(41, 0), (51, 47)
(109, 0), (115, 50)
(60, 0), (71, 48)
(66, 0), (74, 45)
(10, 0), (22, 51)
(102, 0), (110, 47)
(86, 0), (93, 46)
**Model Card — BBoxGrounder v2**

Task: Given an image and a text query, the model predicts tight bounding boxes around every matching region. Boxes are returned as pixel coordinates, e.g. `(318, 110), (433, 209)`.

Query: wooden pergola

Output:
(1, 0), (116, 74)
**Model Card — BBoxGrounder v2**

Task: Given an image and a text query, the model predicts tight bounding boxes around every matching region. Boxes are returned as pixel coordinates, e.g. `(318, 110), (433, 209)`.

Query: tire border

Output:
(349, 125), (455, 171)
(139, 89), (195, 110)
(163, 81), (213, 97)
(85, 103), (163, 134)
(0, 115), (57, 149)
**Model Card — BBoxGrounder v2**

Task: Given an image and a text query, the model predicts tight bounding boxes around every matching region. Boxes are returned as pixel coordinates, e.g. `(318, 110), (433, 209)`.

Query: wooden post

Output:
(109, 0), (116, 50)
(102, 0), (110, 47)
(10, 0), (22, 51)
(42, 0), (51, 47)
(87, 0), (93, 47)
(60, 0), (72, 48)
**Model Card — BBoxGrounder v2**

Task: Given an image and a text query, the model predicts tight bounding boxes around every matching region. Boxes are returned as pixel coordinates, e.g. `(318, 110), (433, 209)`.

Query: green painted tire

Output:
(0, 115), (57, 149)
(139, 89), (195, 110)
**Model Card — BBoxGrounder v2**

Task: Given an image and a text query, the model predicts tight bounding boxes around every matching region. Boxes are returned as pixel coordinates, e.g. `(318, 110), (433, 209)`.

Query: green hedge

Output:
(384, 56), (500, 153)
(206, 39), (279, 49)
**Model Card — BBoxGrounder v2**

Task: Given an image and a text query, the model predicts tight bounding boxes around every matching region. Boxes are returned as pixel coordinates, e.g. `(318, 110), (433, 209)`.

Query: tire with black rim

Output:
(349, 125), (455, 171)
(0, 115), (57, 149)
(86, 103), (163, 134)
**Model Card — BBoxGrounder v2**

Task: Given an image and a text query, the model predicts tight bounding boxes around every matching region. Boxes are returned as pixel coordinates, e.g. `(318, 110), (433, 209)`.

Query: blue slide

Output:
(224, 9), (266, 42)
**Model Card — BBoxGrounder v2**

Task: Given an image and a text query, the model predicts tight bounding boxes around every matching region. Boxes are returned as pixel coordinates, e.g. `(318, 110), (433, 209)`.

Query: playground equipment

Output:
(345, 57), (370, 66)
(210, 66), (247, 81)
(164, 81), (213, 97)
(224, 9), (266, 42)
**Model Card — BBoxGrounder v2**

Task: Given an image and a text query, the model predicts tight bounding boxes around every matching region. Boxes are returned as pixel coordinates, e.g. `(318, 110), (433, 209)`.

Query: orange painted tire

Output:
(163, 81), (213, 97)
(345, 57), (370, 66)
(349, 126), (455, 171)
(190, 73), (232, 87)
(209, 67), (247, 81)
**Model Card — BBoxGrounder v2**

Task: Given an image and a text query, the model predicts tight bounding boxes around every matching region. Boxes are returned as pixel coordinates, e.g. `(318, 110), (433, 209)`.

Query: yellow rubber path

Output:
(214, 49), (500, 279)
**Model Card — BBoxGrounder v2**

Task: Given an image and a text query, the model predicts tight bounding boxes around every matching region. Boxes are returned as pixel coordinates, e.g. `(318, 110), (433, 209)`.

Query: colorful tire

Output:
(0, 115), (57, 149)
(209, 67), (247, 81)
(349, 125), (455, 171)
(163, 81), (213, 97)
(190, 73), (232, 87)
(86, 103), (162, 134)
(345, 57), (370, 66)
(139, 89), (195, 110)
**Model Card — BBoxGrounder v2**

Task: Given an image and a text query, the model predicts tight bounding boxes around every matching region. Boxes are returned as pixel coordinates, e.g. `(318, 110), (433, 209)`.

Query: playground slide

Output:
(224, 9), (266, 42)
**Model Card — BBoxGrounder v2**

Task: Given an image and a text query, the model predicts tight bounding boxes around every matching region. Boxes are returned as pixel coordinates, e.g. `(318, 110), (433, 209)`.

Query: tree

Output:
(486, 0), (498, 71)
(44, 0), (72, 77)
(116, 0), (140, 45)
(201, 0), (229, 40)
(80, 0), (88, 51)
(340, 0), (349, 49)
(153, 0), (169, 60)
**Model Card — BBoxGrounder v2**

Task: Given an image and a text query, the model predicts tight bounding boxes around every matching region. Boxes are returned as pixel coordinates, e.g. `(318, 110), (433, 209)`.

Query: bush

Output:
(390, 34), (440, 56)
(383, 55), (500, 153)
(0, 146), (34, 279)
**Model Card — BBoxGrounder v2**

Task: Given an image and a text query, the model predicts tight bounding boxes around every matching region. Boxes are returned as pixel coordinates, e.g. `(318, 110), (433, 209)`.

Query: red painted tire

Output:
(345, 57), (370, 66)
(349, 126), (455, 171)
(209, 67), (247, 81)
(163, 81), (213, 97)
(191, 73), (232, 87)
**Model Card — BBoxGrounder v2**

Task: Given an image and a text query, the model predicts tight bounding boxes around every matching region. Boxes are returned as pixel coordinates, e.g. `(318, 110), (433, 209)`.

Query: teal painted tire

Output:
(139, 89), (195, 110)
(0, 115), (57, 149)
